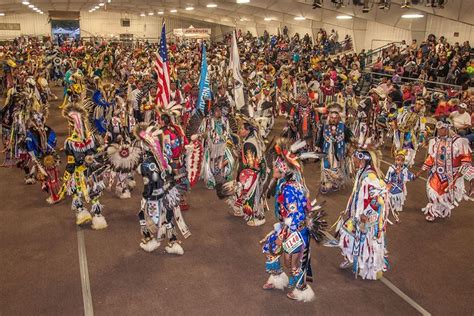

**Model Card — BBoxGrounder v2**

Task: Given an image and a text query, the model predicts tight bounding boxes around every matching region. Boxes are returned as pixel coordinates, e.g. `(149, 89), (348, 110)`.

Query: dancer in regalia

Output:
(199, 102), (236, 189)
(384, 150), (416, 223)
(337, 149), (388, 280)
(88, 79), (117, 138)
(417, 120), (472, 222)
(391, 99), (427, 167)
(354, 87), (385, 148)
(104, 94), (137, 199)
(25, 109), (62, 204)
(134, 123), (191, 254)
(60, 66), (85, 108)
(260, 139), (327, 302)
(316, 103), (352, 194)
(60, 103), (108, 229)
(289, 93), (317, 150)
(159, 103), (190, 211)
(221, 116), (267, 226)
(1, 80), (29, 168)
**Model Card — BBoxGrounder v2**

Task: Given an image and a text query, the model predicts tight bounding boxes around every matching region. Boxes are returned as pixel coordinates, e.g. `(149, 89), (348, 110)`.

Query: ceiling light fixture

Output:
(140, 13), (145, 16)
(98, 3), (105, 6)
(0, 13), (5, 16)
(185, 6), (194, 10)
(170, 9), (177, 12)
(39, 11), (43, 14)
(158, 11), (164, 14)
(294, 16), (306, 20)
(401, 13), (424, 18)
(336, 15), (352, 19)
(264, 17), (272, 21)
(28, 4), (34, 8)
(236, 0), (250, 3)
(148, 12), (154, 15)
(94, 5), (99, 9)
(22, 1), (29, 5)
(206, 3), (217, 8)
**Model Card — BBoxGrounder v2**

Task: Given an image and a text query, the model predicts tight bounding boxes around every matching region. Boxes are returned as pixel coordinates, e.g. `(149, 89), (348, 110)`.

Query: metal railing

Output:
(328, 37), (354, 57)
(361, 70), (464, 94)
(364, 41), (403, 67)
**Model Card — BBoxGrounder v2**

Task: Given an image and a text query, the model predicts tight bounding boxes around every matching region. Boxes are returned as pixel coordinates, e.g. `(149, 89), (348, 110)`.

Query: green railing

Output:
(361, 70), (464, 94)
(364, 41), (403, 67)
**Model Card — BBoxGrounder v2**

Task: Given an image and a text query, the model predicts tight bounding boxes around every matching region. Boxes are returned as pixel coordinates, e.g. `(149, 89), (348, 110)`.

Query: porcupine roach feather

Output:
(134, 122), (168, 170)
(62, 102), (92, 134)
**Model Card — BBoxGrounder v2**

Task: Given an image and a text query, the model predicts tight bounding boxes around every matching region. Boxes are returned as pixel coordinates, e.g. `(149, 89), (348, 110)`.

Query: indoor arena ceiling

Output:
(0, 0), (473, 27)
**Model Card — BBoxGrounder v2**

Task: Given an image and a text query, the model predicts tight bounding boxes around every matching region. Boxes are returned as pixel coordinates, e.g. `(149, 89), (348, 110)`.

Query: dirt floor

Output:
(0, 88), (473, 315)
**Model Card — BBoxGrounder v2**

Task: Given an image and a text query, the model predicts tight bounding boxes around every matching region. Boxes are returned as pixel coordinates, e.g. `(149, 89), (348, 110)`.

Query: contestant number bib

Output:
(283, 231), (303, 253)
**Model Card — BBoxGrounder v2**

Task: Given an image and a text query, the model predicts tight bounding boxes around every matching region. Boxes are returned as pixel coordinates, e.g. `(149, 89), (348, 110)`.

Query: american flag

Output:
(154, 21), (170, 107)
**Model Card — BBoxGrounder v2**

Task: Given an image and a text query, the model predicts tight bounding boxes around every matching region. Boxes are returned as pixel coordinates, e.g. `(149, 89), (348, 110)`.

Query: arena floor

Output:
(1, 89), (473, 315)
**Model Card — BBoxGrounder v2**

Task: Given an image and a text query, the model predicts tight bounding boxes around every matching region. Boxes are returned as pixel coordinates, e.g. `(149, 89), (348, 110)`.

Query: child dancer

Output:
(384, 150), (416, 223)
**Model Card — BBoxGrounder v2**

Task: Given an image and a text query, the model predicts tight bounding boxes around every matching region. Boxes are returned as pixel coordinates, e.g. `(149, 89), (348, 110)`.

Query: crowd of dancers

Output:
(0, 29), (473, 302)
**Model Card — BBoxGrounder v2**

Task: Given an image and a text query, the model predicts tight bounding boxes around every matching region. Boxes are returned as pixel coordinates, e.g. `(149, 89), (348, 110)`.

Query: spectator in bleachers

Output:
(409, 39), (418, 52)
(400, 40), (408, 55)
(372, 57), (383, 72)
(436, 58), (449, 83)
(456, 67), (471, 86)
(348, 63), (361, 82)
(359, 49), (367, 70)
(377, 77), (391, 96)
(449, 102), (471, 136)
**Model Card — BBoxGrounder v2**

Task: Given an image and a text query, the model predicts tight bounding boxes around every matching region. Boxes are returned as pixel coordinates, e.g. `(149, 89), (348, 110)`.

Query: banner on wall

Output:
(173, 26), (211, 38)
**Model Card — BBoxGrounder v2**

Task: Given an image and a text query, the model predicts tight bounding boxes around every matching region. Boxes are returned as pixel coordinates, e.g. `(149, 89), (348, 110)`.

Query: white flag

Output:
(230, 30), (245, 111)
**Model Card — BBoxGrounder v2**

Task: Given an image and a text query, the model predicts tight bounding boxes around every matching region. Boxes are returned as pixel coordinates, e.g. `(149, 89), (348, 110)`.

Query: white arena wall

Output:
(0, 11), (473, 51)
(0, 12), (233, 42)
(0, 13), (50, 39)
(80, 12), (234, 41)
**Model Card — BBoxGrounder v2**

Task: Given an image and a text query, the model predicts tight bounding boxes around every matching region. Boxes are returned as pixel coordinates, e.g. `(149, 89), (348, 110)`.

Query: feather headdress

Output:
(273, 138), (304, 173)
(134, 122), (169, 171)
(62, 102), (90, 140)
(158, 100), (183, 119)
